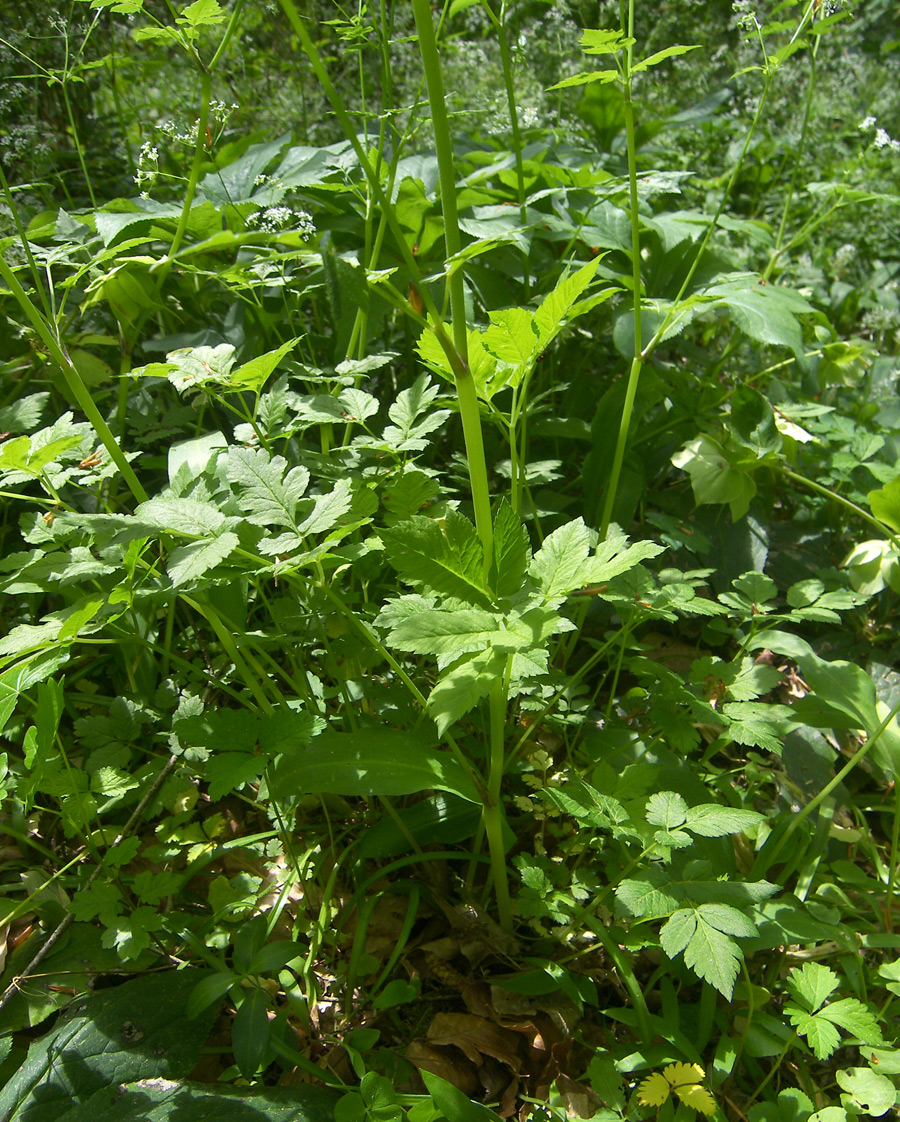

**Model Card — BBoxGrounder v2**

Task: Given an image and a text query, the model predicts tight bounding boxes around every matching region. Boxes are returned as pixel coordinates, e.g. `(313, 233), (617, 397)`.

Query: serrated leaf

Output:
(483, 307), (539, 370)
(134, 495), (226, 536)
(226, 447), (309, 528)
(638, 1063), (714, 1115)
(637, 1072), (672, 1108)
(386, 608), (506, 657)
(579, 537), (664, 584)
(646, 790), (688, 829)
(786, 962), (840, 1011)
(818, 998), (883, 1045)
(387, 373), (440, 434)
(298, 478), (353, 534)
(534, 259), (601, 348)
(547, 69), (621, 91)
(228, 338), (300, 393)
(382, 511), (489, 606)
(491, 500), (530, 598)
(581, 27), (635, 54)
(530, 518), (592, 598)
(685, 804), (765, 837)
(675, 1083), (717, 1115)
(616, 873), (682, 918)
(661, 905), (751, 997)
(428, 647), (508, 735)
(205, 752), (266, 800)
(541, 774), (632, 832)
(785, 1004), (842, 1060)
(167, 531), (239, 586)
(680, 912), (744, 998)
(722, 701), (793, 755)
(632, 44), (700, 72)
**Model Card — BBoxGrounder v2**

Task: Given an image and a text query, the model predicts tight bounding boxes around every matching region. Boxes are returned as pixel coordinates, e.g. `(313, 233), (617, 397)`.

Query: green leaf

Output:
(228, 338), (300, 393)
(818, 998), (883, 1045)
(483, 307), (539, 370)
(684, 804), (765, 837)
(703, 275), (814, 354)
(226, 447), (309, 528)
(268, 727), (480, 803)
(529, 518), (592, 598)
(786, 1003), (842, 1060)
(646, 791), (689, 829)
(178, 0), (225, 29)
(616, 871), (682, 918)
(427, 647), (509, 735)
(835, 1068), (897, 1116)
(186, 971), (238, 1018)
(134, 495), (227, 537)
(660, 906), (749, 998)
(232, 987), (271, 1078)
(298, 478), (354, 535)
(868, 475), (900, 533)
(60, 1081), (339, 1122)
(579, 536), (664, 584)
(722, 702), (794, 754)
(786, 962), (840, 1012)
(167, 531), (239, 586)
(547, 69), (620, 91)
(533, 259), (601, 349)
(540, 775), (633, 835)
(632, 44), (701, 72)
(671, 435), (757, 519)
(491, 500), (530, 598)
(0, 972), (220, 1122)
(205, 752), (266, 800)
(386, 608), (510, 657)
(420, 1070), (503, 1122)
(580, 28), (635, 54)
(731, 386), (783, 458)
(382, 510), (489, 606)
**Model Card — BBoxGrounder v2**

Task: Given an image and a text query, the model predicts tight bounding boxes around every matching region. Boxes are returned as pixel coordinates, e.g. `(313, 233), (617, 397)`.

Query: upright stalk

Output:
(600, 0), (642, 540)
(483, 0), (529, 297)
(411, 0), (493, 570)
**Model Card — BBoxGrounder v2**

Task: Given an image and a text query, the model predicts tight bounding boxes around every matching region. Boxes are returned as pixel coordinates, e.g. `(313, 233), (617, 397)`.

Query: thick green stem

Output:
(412, 0), (493, 568)
(600, 1), (642, 540)
(484, 678), (513, 931)
(484, 0), (529, 296)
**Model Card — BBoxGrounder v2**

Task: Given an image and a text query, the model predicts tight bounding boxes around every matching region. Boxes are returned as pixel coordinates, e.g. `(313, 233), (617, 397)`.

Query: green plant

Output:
(1, 1), (899, 1120)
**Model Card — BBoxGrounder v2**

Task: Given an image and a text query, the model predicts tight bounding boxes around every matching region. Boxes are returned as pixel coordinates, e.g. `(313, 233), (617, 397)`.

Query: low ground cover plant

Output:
(1, 1), (899, 1120)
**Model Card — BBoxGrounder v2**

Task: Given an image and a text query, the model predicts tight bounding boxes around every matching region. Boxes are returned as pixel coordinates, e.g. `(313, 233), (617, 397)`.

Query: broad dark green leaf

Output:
(0, 972), (220, 1122)
(60, 1080), (337, 1122)
(268, 727), (480, 803)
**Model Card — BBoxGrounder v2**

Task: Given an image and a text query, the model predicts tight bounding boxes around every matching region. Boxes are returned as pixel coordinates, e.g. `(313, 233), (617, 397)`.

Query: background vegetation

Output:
(1, 1), (900, 1120)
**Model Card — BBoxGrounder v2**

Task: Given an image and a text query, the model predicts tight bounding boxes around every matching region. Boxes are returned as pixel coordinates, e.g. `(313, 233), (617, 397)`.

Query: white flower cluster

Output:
(133, 140), (160, 199)
(246, 206), (316, 237)
(859, 116), (900, 152)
